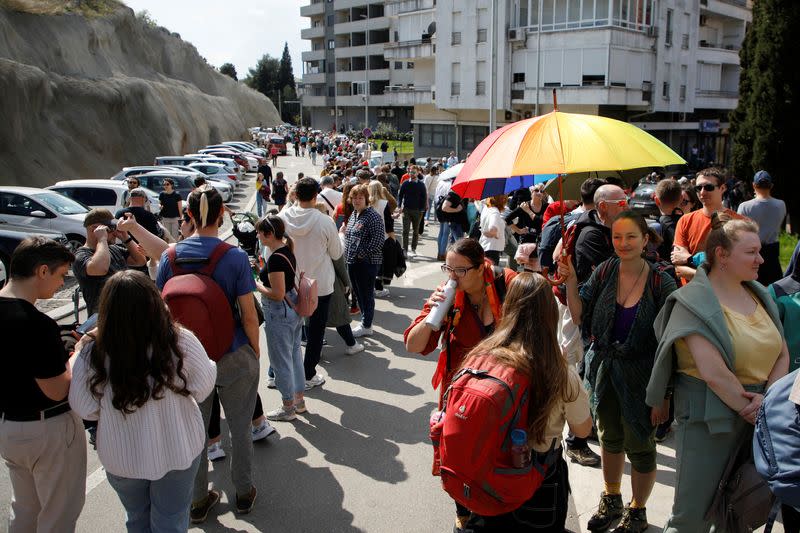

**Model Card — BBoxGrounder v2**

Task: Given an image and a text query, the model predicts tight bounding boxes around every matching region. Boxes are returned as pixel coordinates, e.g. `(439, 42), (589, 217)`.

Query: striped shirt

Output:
(69, 328), (216, 480)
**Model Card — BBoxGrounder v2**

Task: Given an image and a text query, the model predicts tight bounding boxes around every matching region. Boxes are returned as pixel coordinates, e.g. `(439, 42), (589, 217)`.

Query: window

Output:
(662, 81), (670, 100)
(328, 86), (335, 97)
(451, 32), (462, 45)
(395, 61), (403, 69)
(451, 82), (461, 95)
(327, 15), (334, 26)
(327, 39), (335, 49)
(387, 109), (395, 118)
(419, 124), (455, 148)
(477, 28), (487, 42)
(513, 72), (526, 83)
(0, 192), (45, 216)
(53, 187), (116, 208)
(462, 126), (489, 150)
(665, 9), (673, 46)
(476, 81), (486, 95)
(407, 62), (414, 69)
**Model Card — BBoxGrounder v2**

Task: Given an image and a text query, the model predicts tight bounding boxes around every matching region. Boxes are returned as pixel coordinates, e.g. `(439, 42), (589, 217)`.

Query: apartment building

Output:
(301, 0), (750, 166)
(300, 0), (414, 132)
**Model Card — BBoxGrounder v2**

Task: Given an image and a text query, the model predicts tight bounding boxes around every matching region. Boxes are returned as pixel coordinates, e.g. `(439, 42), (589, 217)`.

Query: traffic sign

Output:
(363, 127), (372, 138)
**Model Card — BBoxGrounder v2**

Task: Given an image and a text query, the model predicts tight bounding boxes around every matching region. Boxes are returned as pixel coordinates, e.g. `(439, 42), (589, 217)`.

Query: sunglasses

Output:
(694, 183), (717, 193)
(603, 198), (629, 208)
(441, 264), (478, 278)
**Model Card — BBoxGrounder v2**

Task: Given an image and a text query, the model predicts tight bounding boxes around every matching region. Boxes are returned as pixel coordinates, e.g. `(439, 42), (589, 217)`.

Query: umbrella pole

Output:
(543, 175), (567, 286)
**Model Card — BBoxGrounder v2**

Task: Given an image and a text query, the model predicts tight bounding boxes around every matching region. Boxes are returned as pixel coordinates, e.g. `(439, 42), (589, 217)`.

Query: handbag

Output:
(705, 427), (775, 533)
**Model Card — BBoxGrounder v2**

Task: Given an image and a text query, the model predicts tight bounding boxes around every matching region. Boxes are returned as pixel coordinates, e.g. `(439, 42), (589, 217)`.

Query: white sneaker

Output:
(266, 376), (276, 389)
(207, 442), (226, 461)
(375, 289), (390, 298)
(352, 325), (373, 338)
(251, 420), (276, 441)
(408, 249), (417, 258)
(345, 342), (365, 355)
(266, 406), (297, 422)
(304, 373), (326, 390)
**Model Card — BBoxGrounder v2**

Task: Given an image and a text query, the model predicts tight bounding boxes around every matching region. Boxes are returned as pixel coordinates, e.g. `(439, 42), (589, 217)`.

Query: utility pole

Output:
(362, 11), (370, 130)
(488, 0), (497, 132)
(535, 0), (543, 116)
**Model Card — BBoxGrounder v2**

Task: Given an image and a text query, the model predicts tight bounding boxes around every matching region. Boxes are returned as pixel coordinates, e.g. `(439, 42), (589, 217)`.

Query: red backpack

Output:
(162, 242), (235, 362)
(430, 353), (556, 516)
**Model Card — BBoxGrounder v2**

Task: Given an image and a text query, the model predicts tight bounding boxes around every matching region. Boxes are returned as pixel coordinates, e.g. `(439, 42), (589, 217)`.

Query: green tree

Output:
(219, 62), (238, 81)
(278, 42), (298, 122)
(245, 54), (281, 100)
(730, 0), (800, 228)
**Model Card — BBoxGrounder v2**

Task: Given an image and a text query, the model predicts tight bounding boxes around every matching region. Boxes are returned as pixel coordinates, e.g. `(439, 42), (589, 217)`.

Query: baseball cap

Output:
(753, 170), (772, 187)
(129, 187), (147, 198)
(83, 208), (115, 228)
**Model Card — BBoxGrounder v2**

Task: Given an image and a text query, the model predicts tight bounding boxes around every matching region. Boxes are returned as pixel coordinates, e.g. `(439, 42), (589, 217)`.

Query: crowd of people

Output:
(2, 131), (799, 533)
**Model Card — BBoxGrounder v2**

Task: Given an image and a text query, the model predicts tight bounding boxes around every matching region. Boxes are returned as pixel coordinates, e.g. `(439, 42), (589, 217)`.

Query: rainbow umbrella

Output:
(451, 106), (686, 200)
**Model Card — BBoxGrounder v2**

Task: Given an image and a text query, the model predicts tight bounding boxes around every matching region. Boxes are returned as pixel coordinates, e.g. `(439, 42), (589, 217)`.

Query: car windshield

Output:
(33, 191), (88, 215)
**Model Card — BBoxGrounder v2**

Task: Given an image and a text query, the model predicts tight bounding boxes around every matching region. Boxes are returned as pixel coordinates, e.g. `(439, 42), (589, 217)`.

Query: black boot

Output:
(587, 492), (624, 531)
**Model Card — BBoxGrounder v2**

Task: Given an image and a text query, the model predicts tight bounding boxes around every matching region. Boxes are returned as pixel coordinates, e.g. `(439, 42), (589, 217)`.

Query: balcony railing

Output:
(698, 41), (741, 51)
(696, 89), (738, 98)
(386, 0), (436, 16)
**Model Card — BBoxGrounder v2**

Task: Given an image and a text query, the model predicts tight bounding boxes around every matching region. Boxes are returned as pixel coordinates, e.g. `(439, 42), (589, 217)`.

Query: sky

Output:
(123, 0), (308, 80)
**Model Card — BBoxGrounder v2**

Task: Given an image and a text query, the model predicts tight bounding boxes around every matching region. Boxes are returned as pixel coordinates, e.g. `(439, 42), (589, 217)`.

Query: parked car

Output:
(192, 157), (243, 181)
(137, 171), (233, 203)
(154, 156), (207, 167)
(198, 148), (249, 170)
(187, 163), (239, 186)
(48, 179), (161, 215)
(110, 166), (172, 181)
(0, 186), (89, 251)
(0, 220), (70, 287)
(222, 141), (267, 157)
(205, 145), (263, 169)
(267, 137), (288, 155)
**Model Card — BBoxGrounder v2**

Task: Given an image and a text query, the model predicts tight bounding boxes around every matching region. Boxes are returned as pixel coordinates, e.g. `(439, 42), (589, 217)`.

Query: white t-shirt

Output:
(319, 188), (343, 216)
(479, 206), (506, 251)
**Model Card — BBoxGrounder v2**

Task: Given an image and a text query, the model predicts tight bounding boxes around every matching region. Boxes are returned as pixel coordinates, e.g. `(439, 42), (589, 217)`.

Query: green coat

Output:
(646, 263), (784, 434)
(326, 255), (352, 328)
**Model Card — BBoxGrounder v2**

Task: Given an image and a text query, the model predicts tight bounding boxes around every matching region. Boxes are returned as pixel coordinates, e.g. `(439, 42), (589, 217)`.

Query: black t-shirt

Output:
(259, 246), (296, 292)
(257, 165), (272, 180)
(0, 297), (69, 412)
(504, 202), (548, 243)
(272, 178), (288, 204)
(73, 244), (129, 315)
(158, 191), (182, 218)
(444, 191), (469, 228)
(115, 206), (159, 236)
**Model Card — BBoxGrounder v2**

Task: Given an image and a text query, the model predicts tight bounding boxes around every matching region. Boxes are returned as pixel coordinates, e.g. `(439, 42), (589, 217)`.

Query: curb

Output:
(47, 177), (258, 322)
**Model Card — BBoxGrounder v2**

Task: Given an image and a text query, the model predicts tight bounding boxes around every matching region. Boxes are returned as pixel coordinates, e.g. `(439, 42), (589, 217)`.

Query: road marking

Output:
(85, 466), (106, 495)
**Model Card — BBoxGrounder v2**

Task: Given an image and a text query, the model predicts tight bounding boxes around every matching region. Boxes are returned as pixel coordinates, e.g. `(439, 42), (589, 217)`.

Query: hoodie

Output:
(279, 205), (343, 296)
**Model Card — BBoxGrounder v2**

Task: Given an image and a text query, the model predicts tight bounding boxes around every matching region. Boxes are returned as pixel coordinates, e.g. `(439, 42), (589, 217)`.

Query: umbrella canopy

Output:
(452, 110), (686, 199)
(438, 162), (464, 182)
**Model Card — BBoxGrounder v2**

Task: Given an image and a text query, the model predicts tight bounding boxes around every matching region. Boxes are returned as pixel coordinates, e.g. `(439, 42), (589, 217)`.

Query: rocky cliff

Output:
(0, 2), (280, 186)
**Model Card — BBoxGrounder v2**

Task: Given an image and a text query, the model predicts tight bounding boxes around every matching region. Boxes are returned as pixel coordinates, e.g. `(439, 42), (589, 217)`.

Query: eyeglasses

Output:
(441, 264), (478, 278)
(602, 198), (628, 208)
(694, 183), (717, 193)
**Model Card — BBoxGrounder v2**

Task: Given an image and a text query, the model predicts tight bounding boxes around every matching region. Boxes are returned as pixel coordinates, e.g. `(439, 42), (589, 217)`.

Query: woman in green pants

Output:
(647, 213), (789, 532)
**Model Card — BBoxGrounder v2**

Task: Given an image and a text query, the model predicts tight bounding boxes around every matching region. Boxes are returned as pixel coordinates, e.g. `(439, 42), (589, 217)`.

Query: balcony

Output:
(333, 94), (390, 106)
(700, 0), (751, 20)
(697, 42), (741, 65)
(386, 0), (436, 17)
(383, 39), (434, 60)
(336, 69), (390, 83)
(300, 2), (325, 17)
(334, 17), (391, 35)
(303, 72), (326, 84)
(517, 85), (652, 107)
(301, 26), (325, 40)
(384, 85), (433, 105)
(695, 88), (739, 109)
(302, 95), (331, 107)
(301, 50), (326, 62)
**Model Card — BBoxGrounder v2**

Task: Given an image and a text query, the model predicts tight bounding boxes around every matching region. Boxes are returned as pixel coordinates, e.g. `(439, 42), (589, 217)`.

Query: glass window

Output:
(476, 81), (486, 95)
(513, 72), (526, 83)
(407, 62), (414, 69)
(477, 28), (487, 42)
(451, 32), (461, 45)
(327, 39), (335, 49)
(462, 126), (489, 150)
(60, 187), (117, 207)
(419, 124), (455, 148)
(0, 192), (45, 216)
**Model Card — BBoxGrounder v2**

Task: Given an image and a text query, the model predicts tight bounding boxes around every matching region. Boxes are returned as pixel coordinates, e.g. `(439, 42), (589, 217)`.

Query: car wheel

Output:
(66, 234), (86, 253)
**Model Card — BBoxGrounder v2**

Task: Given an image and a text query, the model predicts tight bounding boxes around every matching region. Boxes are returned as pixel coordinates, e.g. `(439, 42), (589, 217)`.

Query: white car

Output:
(110, 166), (169, 181)
(188, 163), (240, 185)
(0, 186), (89, 251)
(48, 179), (161, 215)
(222, 141), (267, 157)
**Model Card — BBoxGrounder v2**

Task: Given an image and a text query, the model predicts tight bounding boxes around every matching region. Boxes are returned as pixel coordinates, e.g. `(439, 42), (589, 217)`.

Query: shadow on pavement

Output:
(320, 347), (425, 396)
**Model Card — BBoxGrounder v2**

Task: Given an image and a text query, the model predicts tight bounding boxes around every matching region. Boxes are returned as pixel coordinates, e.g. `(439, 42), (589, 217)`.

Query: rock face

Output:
(0, 4), (280, 186)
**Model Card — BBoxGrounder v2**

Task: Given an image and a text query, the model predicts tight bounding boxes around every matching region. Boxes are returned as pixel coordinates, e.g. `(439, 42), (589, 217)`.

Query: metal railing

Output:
(384, 37), (433, 49)
(696, 89), (738, 98)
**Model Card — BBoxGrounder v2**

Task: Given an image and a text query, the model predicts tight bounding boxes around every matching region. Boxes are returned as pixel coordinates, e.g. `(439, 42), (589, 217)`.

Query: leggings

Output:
(208, 389), (264, 440)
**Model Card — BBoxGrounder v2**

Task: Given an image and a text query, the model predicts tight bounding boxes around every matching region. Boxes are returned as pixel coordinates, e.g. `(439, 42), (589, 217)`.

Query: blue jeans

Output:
(449, 223), (464, 242)
(348, 262), (379, 328)
(107, 454), (201, 533)
(263, 291), (304, 401)
(255, 192), (265, 217)
(437, 221), (451, 256)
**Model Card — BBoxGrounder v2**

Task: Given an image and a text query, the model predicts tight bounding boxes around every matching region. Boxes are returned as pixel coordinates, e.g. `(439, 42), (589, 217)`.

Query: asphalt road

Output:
(0, 151), (783, 533)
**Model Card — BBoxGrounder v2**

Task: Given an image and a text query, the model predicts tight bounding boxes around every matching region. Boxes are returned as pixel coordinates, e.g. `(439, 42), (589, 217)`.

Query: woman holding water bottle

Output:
(404, 237), (516, 532)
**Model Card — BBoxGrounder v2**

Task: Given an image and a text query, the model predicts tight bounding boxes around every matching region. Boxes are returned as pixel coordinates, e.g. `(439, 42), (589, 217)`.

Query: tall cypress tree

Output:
(730, 0), (800, 227)
(278, 42), (297, 122)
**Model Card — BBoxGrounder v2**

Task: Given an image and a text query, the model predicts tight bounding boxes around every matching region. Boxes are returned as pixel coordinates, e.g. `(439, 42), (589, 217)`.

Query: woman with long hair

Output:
(647, 213), (789, 532)
(480, 194), (508, 265)
(69, 270), (216, 532)
(255, 215), (305, 421)
(462, 273), (592, 532)
(335, 181), (356, 230)
(559, 211), (677, 533)
(367, 180), (397, 297)
(405, 237), (516, 532)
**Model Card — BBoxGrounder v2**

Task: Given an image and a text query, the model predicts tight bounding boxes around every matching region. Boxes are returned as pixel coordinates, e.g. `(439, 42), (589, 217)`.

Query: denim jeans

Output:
(255, 192), (265, 217)
(304, 294), (332, 380)
(348, 262), (379, 328)
(193, 344), (259, 502)
(450, 223), (464, 242)
(107, 454), (201, 533)
(437, 221), (451, 256)
(263, 292), (304, 401)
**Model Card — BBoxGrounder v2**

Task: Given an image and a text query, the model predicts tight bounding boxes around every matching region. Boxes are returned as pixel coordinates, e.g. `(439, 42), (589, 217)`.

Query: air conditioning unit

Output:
(523, 111), (533, 119)
(646, 26), (658, 37)
(508, 28), (524, 42)
(699, 15), (708, 26)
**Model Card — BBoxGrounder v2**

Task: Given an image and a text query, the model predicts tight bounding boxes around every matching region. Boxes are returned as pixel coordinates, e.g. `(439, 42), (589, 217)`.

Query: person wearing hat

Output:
(115, 187), (159, 237)
(737, 170), (787, 285)
(72, 208), (147, 316)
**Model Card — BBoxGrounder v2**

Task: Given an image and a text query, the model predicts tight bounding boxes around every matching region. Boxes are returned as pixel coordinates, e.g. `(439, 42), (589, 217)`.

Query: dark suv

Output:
(0, 221), (69, 288)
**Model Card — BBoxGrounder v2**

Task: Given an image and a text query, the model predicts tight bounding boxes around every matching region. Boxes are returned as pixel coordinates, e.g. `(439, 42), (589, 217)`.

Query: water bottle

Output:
(424, 279), (458, 331)
(511, 429), (531, 468)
